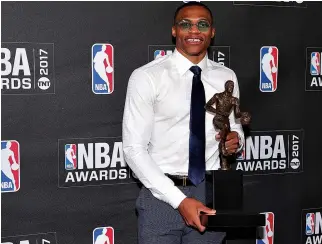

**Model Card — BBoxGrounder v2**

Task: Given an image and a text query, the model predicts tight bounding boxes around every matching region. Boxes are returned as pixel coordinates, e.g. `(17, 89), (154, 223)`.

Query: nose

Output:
(189, 23), (200, 33)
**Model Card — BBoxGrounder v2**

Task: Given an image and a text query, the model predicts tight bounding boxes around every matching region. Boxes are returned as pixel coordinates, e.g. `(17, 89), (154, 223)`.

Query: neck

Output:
(176, 48), (207, 64)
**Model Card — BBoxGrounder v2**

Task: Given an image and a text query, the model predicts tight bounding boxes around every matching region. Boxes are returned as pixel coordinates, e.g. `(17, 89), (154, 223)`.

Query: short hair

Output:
(173, 2), (214, 25)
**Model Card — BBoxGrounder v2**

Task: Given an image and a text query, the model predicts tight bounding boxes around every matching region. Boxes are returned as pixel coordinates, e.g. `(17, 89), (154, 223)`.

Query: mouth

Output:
(184, 37), (204, 45)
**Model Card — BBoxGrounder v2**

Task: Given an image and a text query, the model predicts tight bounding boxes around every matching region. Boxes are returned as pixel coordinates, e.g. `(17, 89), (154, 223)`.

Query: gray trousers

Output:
(136, 180), (226, 244)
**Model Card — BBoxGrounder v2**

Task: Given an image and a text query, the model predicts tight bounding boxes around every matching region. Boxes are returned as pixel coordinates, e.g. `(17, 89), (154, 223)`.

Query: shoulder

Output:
(130, 55), (172, 82)
(206, 59), (238, 82)
(232, 96), (239, 103)
(126, 55), (172, 96)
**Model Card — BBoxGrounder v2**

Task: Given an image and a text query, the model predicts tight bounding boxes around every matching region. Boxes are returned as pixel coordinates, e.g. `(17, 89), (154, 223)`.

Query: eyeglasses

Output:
(175, 20), (211, 32)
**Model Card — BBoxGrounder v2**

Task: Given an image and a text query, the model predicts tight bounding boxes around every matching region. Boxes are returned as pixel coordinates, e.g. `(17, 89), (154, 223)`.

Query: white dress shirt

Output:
(122, 49), (245, 209)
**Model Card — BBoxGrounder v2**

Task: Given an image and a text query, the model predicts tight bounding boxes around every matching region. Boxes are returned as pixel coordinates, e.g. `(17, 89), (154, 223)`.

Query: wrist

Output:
(178, 196), (188, 210)
(236, 132), (244, 152)
(167, 187), (187, 209)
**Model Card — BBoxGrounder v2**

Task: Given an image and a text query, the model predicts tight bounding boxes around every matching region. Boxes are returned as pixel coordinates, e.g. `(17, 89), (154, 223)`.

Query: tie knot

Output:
(189, 66), (201, 76)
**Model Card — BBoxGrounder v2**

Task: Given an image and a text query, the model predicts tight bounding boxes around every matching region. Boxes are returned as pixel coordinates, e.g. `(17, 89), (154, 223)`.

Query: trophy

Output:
(204, 80), (251, 170)
(200, 80), (265, 239)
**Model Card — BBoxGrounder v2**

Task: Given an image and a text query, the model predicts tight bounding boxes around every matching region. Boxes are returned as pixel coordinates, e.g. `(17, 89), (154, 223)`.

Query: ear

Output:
(172, 26), (176, 38)
(211, 27), (215, 39)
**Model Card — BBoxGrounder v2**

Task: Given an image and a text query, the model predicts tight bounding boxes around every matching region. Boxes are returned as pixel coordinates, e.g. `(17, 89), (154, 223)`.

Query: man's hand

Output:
(215, 131), (239, 154)
(177, 197), (216, 232)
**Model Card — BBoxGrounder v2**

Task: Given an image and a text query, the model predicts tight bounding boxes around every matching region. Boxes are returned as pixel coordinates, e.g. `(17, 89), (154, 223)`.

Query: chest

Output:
(153, 71), (224, 119)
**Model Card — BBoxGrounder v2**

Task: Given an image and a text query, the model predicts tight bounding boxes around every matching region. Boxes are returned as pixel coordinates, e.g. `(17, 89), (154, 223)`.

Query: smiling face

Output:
(172, 5), (215, 63)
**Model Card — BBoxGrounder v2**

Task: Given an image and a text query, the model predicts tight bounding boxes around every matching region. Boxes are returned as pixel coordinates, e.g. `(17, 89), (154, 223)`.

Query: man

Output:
(122, 2), (244, 244)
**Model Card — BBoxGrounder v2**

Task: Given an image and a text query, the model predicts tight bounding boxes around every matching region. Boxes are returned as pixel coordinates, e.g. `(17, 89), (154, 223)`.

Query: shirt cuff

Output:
(236, 132), (244, 153)
(164, 186), (187, 209)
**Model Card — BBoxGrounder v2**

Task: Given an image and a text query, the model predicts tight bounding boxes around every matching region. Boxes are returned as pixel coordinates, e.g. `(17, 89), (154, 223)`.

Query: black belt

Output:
(166, 174), (195, 186)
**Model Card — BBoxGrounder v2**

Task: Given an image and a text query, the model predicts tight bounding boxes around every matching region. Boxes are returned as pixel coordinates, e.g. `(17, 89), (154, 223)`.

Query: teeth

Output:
(187, 38), (201, 42)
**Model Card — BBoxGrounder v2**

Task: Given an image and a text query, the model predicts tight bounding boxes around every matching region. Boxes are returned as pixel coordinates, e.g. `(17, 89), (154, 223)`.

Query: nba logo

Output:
(154, 50), (166, 59)
(93, 226), (114, 244)
(260, 46), (278, 92)
(257, 212), (274, 244)
(306, 213), (315, 235)
(236, 146), (245, 160)
(1, 140), (20, 193)
(92, 43), (114, 94)
(65, 144), (77, 170)
(310, 52), (321, 75)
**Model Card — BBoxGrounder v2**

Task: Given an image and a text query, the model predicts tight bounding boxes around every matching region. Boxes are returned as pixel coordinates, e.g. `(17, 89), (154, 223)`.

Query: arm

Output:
(233, 98), (242, 119)
(71, 150), (75, 158)
(204, 94), (217, 114)
(10, 151), (17, 165)
(105, 54), (111, 67)
(122, 69), (186, 209)
(271, 57), (276, 68)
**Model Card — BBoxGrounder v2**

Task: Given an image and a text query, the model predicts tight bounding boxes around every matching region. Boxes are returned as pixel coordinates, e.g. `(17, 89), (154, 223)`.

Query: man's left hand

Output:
(216, 131), (239, 155)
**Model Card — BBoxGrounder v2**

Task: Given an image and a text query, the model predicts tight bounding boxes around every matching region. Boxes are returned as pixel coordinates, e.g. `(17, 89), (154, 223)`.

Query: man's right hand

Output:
(177, 197), (216, 232)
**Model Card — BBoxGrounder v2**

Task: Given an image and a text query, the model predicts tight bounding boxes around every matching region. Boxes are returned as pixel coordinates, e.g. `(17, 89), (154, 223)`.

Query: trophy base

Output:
(204, 170), (266, 231)
(205, 170), (243, 211)
(200, 212), (265, 228)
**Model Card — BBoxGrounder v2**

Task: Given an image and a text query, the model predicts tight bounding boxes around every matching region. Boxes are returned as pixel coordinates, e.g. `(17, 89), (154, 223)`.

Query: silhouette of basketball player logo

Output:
(92, 44), (114, 94)
(93, 227), (114, 244)
(1, 140), (20, 192)
(260, 46), (278, 92)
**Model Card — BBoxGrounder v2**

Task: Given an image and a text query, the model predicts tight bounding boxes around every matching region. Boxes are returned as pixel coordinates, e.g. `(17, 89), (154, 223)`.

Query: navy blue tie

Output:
(188, 66), (206, 186)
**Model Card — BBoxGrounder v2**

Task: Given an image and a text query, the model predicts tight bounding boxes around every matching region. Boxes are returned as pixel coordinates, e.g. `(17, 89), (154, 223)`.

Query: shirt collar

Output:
(172, 48), (208, 76)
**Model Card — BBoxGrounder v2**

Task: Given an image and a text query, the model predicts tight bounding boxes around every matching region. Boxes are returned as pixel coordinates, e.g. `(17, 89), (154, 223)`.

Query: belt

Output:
(165, 174), (194, 186)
